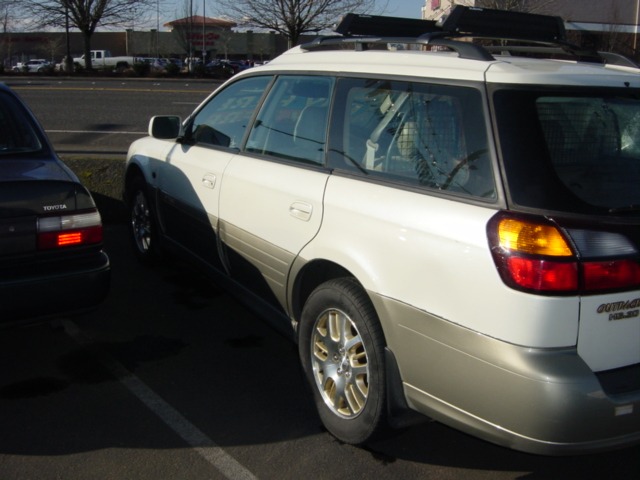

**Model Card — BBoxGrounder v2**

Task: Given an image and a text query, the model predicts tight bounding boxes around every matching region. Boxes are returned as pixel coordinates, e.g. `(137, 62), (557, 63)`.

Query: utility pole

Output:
(64, 0), (72, 72)
(202, 0), (206, 64)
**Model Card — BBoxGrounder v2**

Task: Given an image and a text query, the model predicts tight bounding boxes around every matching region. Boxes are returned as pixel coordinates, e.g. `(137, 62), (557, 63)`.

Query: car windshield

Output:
(492, 86), (640, 215)
(0, 91), (43, 155)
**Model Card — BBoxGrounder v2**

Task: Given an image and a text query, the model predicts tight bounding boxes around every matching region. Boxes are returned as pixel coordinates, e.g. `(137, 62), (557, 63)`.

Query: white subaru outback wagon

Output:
(125, 6), (640, 455)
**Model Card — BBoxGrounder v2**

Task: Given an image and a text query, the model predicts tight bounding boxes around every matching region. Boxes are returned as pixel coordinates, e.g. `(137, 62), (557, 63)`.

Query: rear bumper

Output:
(372, 294), (640, 455)
(0, 251), (110, 324)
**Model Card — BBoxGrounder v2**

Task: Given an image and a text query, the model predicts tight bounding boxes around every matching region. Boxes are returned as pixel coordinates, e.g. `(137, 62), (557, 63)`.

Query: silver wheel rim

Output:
(311, 308), (369, 419)
(131, 190), (152, 253)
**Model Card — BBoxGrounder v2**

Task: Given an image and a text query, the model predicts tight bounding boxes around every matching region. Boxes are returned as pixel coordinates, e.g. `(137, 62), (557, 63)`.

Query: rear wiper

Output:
(609, 205), (640, 213)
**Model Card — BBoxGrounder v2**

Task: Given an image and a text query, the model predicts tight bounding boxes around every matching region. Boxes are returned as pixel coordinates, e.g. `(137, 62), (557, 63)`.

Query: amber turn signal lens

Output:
(498, 218), (572, 256)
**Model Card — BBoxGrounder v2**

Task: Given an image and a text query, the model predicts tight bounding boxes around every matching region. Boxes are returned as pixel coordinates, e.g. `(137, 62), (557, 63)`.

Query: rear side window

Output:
(329, 78), (495, 199)
(188, 76), (271, 149)
(494, 87), (640, 214)
(245, 75), (334, 165)
(0, 91), (43, 155)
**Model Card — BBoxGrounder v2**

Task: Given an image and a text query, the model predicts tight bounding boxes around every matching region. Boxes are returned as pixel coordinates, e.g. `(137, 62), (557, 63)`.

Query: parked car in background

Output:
(12, 59), (51, 73)
(124, 7), (640, 455)
(168, 58), (184, 71)
(225, 60), (253, 74)
(0, 84), (110, 326)
(204, 60), (234, 77)
(151, 58), (169, 71)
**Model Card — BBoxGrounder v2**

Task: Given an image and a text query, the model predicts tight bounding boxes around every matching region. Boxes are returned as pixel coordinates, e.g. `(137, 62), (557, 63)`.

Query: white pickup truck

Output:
(73, 50), (139, 70)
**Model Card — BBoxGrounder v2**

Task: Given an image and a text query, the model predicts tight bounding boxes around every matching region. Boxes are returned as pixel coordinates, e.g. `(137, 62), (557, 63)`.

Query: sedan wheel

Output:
(299, 278), (387, 444)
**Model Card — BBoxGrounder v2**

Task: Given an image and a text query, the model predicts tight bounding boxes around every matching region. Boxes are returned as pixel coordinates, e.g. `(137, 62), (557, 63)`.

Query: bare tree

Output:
(214, 0), (377, 47)
(20, 0), (153, 70)
(0, 2), (12, 69)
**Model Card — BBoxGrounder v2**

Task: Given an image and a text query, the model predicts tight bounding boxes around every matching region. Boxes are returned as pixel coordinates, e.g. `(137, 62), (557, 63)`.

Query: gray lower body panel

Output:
(370, 293), (640, 455)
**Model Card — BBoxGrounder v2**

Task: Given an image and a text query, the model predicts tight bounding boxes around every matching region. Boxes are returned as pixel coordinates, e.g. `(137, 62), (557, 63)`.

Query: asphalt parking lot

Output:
(3, 222), (640, 480)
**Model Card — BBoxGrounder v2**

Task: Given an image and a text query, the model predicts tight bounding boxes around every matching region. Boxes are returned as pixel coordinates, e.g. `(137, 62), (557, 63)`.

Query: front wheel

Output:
(299, 278), (388, 444)
(127, 176), (158, 264)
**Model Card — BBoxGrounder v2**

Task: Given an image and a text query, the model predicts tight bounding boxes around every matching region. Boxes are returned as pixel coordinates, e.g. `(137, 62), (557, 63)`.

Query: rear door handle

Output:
(289, 202), (312, 221)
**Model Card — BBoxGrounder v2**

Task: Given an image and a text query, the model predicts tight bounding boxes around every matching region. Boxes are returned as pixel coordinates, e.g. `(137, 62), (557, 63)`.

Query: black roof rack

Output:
(300, 5), (626, 65)
(441, 6), (566, 43)
(335, 13), (439, 37)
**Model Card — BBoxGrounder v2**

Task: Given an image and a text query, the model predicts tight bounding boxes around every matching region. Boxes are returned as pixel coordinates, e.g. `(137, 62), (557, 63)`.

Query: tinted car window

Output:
(538, 95), (640, 210)
(188, 76), (271, 149)
(0, 92), (43, 154)
(245, 75), (333, 165)
(494, 87), (640, 214)
(329, 78), (495, 198)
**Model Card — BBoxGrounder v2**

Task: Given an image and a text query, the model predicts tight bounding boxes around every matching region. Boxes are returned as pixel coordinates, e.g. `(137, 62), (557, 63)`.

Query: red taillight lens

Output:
(507, 257), (578, 291)
(37, 211), (103, 250)
(583, 259), (640, 291)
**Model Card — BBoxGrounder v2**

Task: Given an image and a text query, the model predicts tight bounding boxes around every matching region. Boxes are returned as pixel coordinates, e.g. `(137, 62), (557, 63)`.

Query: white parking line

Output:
(62, 320), (258, 480)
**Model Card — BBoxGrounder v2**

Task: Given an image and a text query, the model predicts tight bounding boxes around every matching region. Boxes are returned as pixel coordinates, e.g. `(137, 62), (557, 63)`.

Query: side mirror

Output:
(149, 115), (182, 139)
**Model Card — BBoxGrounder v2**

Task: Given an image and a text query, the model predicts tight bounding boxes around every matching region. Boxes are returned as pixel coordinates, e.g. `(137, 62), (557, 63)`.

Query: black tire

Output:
(126, 176), (159, 264)
(299, 278), (388, 444)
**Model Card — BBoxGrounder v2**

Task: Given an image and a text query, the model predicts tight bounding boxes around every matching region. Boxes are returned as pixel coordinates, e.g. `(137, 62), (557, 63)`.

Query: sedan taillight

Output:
(37, 210), (103, 250)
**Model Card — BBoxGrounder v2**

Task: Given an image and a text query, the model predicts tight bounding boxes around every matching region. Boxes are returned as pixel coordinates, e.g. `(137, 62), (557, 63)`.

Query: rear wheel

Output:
(299, 278), (387, 444)
(127, 176), (158, 264)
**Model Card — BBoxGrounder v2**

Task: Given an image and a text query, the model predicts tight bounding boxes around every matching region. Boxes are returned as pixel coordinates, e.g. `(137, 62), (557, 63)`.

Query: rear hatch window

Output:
(492, 86), (640, 215)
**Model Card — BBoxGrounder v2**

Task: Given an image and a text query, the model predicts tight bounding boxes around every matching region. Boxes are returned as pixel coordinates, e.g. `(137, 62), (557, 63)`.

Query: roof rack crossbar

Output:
(299, 35), (495, 61)
(485, 44), (604, 63)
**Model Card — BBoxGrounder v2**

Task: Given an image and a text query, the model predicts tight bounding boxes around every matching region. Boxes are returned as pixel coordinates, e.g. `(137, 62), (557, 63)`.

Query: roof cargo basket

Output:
(333, 6), (566, 44)
(300, 5), (632, 66)
(441, 6), (566, 43)
(335, 13), (439, 37)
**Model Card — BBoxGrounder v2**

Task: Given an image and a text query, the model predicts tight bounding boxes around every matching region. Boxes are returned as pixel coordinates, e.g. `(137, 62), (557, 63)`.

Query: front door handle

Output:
(202, 174), (216, 189)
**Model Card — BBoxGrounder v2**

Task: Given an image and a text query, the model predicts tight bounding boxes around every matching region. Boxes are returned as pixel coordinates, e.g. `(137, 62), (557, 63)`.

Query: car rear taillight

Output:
(488, 212), (640, 294)
(37, 210), (103, 250)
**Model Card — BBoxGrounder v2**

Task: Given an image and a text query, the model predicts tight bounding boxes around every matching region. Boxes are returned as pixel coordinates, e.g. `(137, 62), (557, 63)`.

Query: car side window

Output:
(245, 75), (334, 165)
(188, 76), (271, 149)
(330, 78), (496, 199)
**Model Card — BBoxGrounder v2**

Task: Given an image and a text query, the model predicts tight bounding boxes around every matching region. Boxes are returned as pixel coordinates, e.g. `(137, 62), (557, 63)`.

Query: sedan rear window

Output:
(493, 87), (640, 214)
(0, 92), (43, 154)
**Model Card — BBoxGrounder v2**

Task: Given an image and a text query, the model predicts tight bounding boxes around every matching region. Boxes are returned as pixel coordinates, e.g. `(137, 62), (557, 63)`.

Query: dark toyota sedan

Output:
(0, 83), (109, 325)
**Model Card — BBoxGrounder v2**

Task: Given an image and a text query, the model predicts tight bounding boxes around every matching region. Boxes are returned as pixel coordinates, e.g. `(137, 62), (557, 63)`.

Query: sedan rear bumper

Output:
(0, 251), (110, 324)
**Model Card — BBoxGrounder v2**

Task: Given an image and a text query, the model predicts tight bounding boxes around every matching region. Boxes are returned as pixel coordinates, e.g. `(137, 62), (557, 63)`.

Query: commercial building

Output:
(1, 16), (290, 68)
